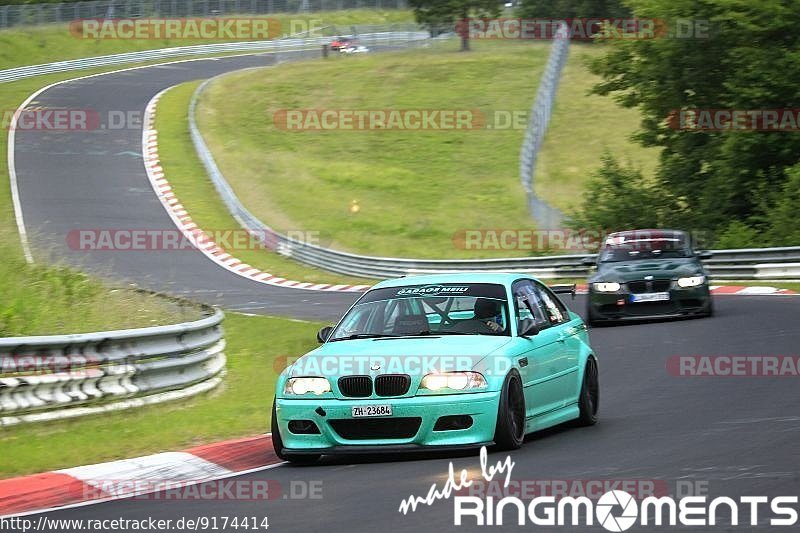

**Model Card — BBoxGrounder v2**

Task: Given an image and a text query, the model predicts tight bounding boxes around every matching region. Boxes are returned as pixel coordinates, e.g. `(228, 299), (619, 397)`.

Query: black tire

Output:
(586, 299), (602, 327)
(576, 358), (599, 426)
(271, 400), (321, 464)
(702, 297), (714, 318)
(493, 370), (526, 450)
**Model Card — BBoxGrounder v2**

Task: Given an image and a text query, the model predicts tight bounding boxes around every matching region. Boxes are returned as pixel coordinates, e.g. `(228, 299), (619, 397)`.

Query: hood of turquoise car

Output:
(287, 335), (514, 378)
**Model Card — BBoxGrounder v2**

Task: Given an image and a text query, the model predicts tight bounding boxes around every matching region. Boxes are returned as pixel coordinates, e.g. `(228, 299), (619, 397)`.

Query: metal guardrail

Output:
(0, 24), (425, 83)
(0, 307), (225, 426)
(519, 21), (568, 228)
(0, 0), (410, 30)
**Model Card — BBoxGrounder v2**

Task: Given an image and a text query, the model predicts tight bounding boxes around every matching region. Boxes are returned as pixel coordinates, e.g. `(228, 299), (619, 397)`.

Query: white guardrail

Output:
(0, 26), (428, 83)
(0, 307), (225, 426)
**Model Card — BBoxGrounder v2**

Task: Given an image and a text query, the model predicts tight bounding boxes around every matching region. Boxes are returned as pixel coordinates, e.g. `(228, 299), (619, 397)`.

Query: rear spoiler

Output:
(549, 284), (577, 300)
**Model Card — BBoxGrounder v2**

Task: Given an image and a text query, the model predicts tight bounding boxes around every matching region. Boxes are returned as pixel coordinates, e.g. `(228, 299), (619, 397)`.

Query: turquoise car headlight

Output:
(593, 282), (621, 292)
(420, 372), (487, 392)
(677, 275), (706, 288)
(284, 377), (331, 395)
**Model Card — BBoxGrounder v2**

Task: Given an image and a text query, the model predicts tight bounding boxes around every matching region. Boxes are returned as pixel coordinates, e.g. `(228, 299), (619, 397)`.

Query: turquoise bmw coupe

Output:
(271, 273), (599, 463)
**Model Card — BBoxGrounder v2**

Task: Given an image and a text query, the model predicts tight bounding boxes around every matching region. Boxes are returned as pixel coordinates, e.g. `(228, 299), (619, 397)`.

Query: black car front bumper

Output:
(588, 284), (712, 323)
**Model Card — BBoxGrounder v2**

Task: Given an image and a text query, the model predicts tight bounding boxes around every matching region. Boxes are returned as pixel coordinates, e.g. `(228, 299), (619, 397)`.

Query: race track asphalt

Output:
(16, 295), (800, 532)
(13, 50), (360, 321)
(10, 49), (800, 533)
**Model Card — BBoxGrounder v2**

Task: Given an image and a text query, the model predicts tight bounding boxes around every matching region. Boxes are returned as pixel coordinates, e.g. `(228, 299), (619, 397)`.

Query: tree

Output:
(517, 0), (630, 19)
(568, 153), (676, 232)
(589, 0), (800, 241)
(408, 0), (501, 51)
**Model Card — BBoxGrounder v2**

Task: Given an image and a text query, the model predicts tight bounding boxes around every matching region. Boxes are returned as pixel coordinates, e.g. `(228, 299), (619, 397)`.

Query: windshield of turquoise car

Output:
(329, 284), (511, 339)
(600, 237), (692, 262)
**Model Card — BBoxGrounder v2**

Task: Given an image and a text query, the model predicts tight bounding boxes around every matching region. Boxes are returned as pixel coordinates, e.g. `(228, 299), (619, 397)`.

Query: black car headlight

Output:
(677, 275), (706, 288)
(593, 282), (621, 292)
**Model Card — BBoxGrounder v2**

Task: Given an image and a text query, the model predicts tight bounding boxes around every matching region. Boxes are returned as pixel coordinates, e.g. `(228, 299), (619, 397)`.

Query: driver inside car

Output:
(450, 298), (505, 334)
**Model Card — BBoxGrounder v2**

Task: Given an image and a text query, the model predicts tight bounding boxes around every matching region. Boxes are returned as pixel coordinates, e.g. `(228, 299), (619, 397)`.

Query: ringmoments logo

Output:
(398, 448), (799, 530)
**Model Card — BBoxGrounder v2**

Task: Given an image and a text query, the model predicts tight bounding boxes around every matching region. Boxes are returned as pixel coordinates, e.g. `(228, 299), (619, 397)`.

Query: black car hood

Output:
(590, 257), (705, 283)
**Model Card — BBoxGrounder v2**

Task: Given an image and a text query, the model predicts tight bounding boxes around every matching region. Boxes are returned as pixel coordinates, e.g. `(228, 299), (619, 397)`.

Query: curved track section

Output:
(12, 52), (359, 320)
(11, 48), (800, 532)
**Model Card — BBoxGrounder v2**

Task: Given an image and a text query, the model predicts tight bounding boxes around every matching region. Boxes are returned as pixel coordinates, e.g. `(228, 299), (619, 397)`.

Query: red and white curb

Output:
(0, 434), (280, 517)
(707, 285), (796, 295)
(142, 89), (370, 293)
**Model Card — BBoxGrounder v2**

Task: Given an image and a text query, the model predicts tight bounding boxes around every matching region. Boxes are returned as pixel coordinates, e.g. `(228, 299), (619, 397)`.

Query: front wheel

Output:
(493, 370), (526, 450)
(576, 358), (599, 426)
(271, 400), (321, 464)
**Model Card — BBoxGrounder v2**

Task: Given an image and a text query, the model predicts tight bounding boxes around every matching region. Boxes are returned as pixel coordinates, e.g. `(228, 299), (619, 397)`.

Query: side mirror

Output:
(518, 319), (539, 338)
(696, 250), (713, 260)
(581, 255), (597, 266)
(317, 326), (334, 343)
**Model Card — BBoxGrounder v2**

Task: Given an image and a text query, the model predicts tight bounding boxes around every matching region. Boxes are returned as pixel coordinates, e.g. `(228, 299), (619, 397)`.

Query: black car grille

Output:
(627, 280), (671, 293)
(338, 376), (372, 398)
(375, 374), (411, 397)
(329, 417), (422, 440)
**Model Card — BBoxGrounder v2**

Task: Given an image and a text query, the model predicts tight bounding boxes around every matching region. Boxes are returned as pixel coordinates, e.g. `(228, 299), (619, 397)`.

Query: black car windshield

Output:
(599, 234), (692, 262)
(329, 283), (510, 339)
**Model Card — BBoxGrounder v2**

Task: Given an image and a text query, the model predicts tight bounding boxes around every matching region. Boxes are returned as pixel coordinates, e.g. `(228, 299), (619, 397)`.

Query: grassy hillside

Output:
(196, 40), (658, 259)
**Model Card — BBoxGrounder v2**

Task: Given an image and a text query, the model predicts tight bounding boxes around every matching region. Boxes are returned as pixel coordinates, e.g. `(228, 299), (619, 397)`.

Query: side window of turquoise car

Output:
(534, 283), (569, 325)
(512, 280), (550, 330)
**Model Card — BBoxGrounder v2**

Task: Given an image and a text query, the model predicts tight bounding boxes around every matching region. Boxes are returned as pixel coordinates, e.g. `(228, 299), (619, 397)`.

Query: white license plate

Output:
(630, 292), (670, 303)
(352, 405), (392, 418)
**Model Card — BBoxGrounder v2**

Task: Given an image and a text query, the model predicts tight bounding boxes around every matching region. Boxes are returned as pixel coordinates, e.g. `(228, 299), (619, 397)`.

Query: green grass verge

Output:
(194, 40), (656, 259)
(535, 43), (659, 213)
(197, 40), (543, 259)
(154, 82), (372, 286)
(0, 244), (201, 335)
(0, 10), (414, 70)
(0, 312), (321, 478)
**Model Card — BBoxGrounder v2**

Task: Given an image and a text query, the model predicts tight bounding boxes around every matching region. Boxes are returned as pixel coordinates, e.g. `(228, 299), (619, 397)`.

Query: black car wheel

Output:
(493, 370), (526, 450)
(271, 400), (320, 464)
(576, 358), (599, 426)
(702, 297), (714, 318)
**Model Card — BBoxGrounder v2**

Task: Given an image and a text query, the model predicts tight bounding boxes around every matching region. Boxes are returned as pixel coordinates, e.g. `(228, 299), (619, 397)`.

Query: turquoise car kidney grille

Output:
(338, 376), (373, 397)
(375, 374), (411, 397)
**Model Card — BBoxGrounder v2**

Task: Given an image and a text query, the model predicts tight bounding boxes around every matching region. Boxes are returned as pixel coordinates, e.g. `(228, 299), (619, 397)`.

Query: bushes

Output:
(568, 153), (675, 233)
